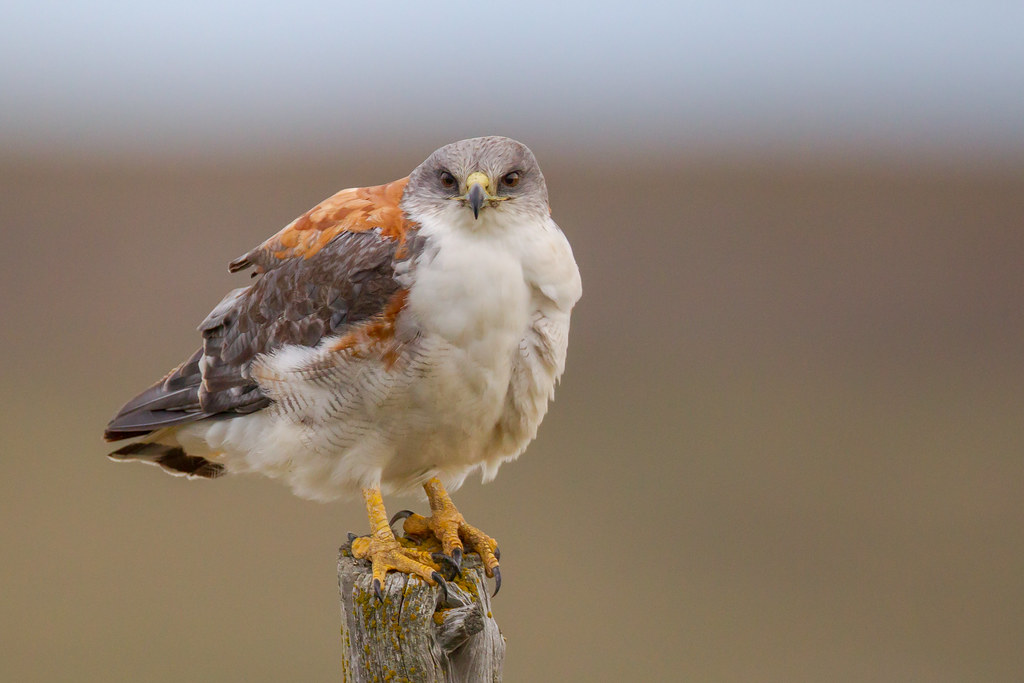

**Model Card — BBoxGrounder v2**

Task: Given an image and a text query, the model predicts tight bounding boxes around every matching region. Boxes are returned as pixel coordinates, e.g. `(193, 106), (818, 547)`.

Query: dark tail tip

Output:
(108, 442), (225, 479)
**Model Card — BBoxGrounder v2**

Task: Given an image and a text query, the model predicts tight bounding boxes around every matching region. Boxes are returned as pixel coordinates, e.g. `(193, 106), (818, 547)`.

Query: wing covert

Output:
(229, 178), (413, 273)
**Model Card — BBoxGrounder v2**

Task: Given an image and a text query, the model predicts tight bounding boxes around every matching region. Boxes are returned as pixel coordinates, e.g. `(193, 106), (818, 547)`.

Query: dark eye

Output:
(502, 171), (521, 188)
(439, 171), (457, 189)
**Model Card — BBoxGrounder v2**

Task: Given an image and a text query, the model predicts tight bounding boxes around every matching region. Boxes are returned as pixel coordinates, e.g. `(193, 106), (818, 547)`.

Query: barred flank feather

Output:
(108, 442), (225, 479)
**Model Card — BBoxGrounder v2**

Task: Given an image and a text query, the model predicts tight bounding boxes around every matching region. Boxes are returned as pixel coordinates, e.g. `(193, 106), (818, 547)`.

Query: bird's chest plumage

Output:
(392, 223), (577, 484)
(405, 236), (534, 433)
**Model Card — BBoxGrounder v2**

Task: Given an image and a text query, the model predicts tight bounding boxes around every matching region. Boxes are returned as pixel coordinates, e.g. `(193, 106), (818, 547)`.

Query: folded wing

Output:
(104, 178), (419, 441)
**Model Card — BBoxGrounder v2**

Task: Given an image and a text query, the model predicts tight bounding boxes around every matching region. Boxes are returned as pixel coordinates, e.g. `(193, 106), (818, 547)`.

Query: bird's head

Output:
(403, 136), (550, 228)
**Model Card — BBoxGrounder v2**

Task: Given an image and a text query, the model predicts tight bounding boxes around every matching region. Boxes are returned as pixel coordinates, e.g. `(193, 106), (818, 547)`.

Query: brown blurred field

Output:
(1, 152), (1022, 681)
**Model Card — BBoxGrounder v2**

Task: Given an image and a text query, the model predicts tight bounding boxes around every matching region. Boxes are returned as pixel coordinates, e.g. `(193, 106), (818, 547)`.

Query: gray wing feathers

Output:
(104, 229), (418, 441)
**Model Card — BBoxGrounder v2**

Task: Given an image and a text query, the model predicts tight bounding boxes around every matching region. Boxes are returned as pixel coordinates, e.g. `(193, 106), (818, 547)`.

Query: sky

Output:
(2, 1), (1023, 161)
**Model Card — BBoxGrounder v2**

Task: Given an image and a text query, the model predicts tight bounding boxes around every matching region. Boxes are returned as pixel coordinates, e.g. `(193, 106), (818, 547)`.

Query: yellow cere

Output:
(465, 172), (492, 194)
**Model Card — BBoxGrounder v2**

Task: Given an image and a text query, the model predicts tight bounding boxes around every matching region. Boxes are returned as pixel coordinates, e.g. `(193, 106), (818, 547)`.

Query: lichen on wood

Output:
(338, 540), (505, 682)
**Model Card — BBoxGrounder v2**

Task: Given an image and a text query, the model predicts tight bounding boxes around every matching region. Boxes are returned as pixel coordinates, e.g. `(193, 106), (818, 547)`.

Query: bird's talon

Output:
(431, 552), (460, 581)
(431, 571), (449, 603)
(494, 546), (501, 561)
(451, 547), (463, 569)
(492, 566), (501, 597)
(389, 509), (415, 528)
(373, 578), (383, 603)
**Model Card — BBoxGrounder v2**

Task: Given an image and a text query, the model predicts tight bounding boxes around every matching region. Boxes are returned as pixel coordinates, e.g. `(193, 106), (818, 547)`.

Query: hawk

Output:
(104, 137), (582, 598)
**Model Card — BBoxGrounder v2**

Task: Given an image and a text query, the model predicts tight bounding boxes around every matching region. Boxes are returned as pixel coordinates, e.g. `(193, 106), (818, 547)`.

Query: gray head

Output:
(403, 136), (549, 226)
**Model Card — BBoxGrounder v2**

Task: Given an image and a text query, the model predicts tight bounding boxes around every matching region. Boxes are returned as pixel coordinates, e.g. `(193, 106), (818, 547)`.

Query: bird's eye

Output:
(439, 171), (457, 189)
(502, 171), (521, 188)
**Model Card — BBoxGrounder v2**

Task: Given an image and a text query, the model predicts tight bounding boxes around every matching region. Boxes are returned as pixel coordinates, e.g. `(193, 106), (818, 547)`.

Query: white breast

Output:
(407, 213), (581, 485)
(409, 228), (532, 369)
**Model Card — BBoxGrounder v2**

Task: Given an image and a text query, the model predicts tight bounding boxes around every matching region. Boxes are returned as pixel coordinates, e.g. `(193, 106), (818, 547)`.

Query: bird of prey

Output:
(104, 136), (581, 598)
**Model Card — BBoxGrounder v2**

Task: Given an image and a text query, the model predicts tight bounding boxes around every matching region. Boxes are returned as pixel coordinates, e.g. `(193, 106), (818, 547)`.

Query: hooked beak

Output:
(455, 171), (508, 220)
(467, 181), (486, 219)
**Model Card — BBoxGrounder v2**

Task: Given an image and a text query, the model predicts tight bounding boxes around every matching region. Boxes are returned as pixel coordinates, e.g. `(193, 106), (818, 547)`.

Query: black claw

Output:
(431, 553), (460, 581)
(347, 532), (358, 544)
(451, 547), (463, 569)
(431, 571), (449, 603)
(373, 578), (383, 603)
(494, 546), (501, 561)
(389, 509), (415, 528)
(491, 567), (501, 597)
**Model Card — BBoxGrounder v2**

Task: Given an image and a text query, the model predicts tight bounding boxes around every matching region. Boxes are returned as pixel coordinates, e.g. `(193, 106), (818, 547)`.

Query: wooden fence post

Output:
(338, 543), (505, 682)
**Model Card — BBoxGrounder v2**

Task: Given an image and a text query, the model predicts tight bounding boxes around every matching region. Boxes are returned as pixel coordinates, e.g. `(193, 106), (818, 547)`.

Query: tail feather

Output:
(104, 343), (268, 442)
(115, 386), (201, 416)
(104, 409), (213, 442)
(108, 441), (225, 479)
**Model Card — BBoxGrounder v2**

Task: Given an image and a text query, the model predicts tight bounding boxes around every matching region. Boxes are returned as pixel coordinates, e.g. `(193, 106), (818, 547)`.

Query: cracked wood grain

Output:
(338, 544), (505, 682)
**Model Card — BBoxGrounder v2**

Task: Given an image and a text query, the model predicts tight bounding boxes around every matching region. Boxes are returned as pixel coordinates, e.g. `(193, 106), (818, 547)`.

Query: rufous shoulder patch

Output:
(230, 177), (413, 273)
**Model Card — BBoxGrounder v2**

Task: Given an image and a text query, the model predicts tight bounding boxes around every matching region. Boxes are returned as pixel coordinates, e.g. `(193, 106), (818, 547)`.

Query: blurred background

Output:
(2, 2), (1022, 681)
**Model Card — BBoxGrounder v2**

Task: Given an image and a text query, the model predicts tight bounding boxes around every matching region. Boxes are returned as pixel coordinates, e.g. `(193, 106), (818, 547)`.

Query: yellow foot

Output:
(350, 532), (449, 603)
(390, 478), (501, 595)
(350, 485), (450, 603)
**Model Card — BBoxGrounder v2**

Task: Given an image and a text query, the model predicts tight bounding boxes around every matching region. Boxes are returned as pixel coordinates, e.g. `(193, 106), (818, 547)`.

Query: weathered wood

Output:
(338, 542), (505, 682)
